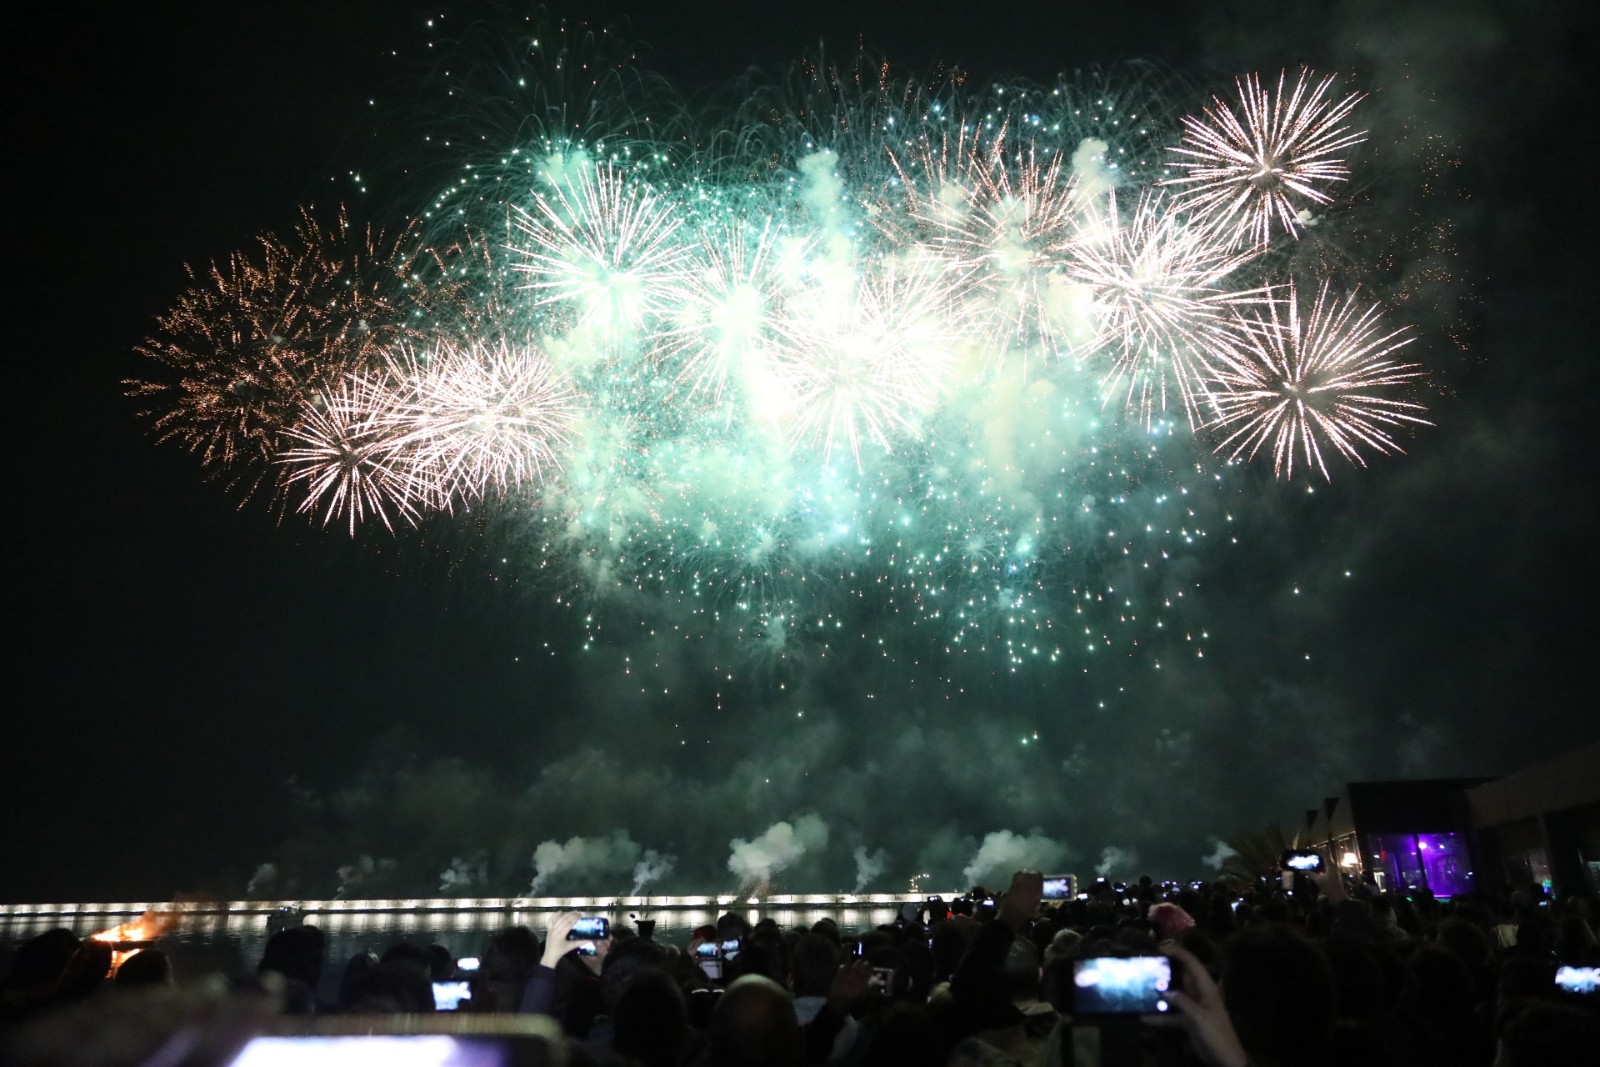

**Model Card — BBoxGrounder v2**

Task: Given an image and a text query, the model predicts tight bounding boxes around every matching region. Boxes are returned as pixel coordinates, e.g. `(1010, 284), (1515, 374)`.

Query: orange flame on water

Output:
(90, 908), (181, 975)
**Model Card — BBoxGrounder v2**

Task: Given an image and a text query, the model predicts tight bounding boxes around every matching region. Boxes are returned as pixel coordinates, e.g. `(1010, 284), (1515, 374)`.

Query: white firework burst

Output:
(887, 121), (1085, 369)
(658, 218), (811, 417)
(276, 376), (421, 536)
(774, 254), (971, 465)
(389, 339), (580, 507)
(1164, 69), (1367, 248)
(511, 161), (696, 345)
(1208, 280), (1430, 479)
(1068, 191), (1271, 426)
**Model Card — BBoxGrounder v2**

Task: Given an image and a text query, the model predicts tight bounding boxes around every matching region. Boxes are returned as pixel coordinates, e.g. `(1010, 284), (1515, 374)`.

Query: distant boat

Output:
(265, 906), (305, 935)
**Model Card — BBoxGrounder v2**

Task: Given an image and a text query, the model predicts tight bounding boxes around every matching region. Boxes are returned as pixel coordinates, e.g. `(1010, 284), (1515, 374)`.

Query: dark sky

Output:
(7, 0), (1596, 903)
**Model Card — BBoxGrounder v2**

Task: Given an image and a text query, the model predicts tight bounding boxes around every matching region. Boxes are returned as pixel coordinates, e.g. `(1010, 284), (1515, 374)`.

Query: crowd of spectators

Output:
(2, 868), (1598, 1066)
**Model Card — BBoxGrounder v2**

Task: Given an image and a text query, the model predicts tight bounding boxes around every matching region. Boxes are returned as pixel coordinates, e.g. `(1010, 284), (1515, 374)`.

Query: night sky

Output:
(7, 0), (1595, 904)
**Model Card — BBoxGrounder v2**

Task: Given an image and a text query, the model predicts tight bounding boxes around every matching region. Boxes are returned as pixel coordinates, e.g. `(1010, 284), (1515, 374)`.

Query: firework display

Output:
(131, 55), (1433, 668)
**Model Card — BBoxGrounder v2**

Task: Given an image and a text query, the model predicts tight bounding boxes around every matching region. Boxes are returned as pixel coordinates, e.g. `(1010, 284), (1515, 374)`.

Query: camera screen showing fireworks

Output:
(1555, 966), (1600, 996)
(1072, 956), (1174, 1014)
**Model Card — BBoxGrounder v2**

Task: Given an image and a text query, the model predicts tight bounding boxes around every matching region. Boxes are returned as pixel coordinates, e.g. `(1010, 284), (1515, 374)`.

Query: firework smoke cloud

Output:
(727, 815), (830, 886)
(852, 846), (889, 893)
(1095, 845), (1140, 880)
(963, 830), (1071, 888)
(529, 830), (647, 894)
(1201, 837), (1239, 871)
(631, 849), (677, 896)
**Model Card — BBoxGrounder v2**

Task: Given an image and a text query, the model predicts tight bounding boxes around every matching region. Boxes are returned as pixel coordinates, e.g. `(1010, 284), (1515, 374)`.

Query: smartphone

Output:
(700, 958), (722, 981)
(569, 917), (610, 941)
(869, 967), (896, 995)
(228, 1035), (519, 1066)
(1281, 849), (1325, 872)
(695, 942), (722, 959)
(574, 944), (597, 957)
(1042, 875), (1077, 900)
(1071, 956), (1176, 1015)
(456, 957), (480, 972)
(432, 979), (472, 1011)
(720, 937), (742, 959)
(1555, 965), (1600, 995)
(850, 940), (865, 958)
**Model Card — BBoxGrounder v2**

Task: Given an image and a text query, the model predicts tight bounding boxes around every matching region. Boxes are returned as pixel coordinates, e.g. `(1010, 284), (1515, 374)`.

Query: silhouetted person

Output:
(426, 943), (456, 981)
(114, 948), (173, 988)
(0, 928), (80, 1021)
(478, 926), (541, 1012)
(708, 974), (802, 1067)
(258, 924), (326, 1011)
(54, 940), (113, 1004)
(612, 968), (690, 1067)
(339, 961), (435, 1014)
(1222, 924), (1337, 1067)
(1495, 1001), (1600, 1067)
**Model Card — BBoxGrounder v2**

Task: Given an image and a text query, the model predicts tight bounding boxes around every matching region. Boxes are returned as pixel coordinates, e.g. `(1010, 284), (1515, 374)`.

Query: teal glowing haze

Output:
(130, 52), (1432, 681)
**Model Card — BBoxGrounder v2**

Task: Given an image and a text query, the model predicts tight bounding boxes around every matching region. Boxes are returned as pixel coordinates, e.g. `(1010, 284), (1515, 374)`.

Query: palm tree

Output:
(1215, 822), (1288, 887)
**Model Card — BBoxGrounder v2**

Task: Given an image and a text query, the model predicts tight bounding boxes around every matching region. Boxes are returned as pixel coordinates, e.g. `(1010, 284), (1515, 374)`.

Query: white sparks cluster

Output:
(136, 62), (1435, 666)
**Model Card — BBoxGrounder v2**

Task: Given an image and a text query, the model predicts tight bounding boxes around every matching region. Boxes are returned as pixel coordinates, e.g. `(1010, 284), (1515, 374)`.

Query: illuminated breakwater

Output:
(0, 893), (961, 945)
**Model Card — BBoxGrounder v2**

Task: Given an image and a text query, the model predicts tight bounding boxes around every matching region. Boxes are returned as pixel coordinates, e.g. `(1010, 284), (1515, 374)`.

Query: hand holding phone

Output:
(543, 912), (600, 968)
(1071, 956), (1176, 1015)
(1150, 946), (1249, 1067)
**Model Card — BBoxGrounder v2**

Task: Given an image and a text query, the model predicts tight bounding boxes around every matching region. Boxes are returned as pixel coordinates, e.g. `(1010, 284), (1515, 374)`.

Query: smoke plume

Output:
(962, 830), (1070, 888)
(246, 863), (279, 898)
(630, 849), (676, 896)
(529, 830), (643, 894)
(1095, 845), (1139, 880)
(1201, 837), (1239, 870)
(439, 851), (489, 893)
(727, 814), (829, 886)
(851, 846), (888, 893)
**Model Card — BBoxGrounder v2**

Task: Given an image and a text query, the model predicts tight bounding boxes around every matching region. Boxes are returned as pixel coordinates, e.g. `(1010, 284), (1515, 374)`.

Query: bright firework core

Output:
(132, 59), (1433, 670)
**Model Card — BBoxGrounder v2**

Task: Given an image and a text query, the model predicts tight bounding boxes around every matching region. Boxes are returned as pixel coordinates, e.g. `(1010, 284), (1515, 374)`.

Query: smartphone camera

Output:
(868, 967), (896, 995)
(1555, 965), (1600, 996)
(1071, 955), (1176, 1015)
(720, 937), (742, 960)
(1042, 875), (1076, 901)
(431, 979), (472, 1011)
(695, 942), (722, 959)
(568, 917), (610, 941)
(455, 956), (481, 973)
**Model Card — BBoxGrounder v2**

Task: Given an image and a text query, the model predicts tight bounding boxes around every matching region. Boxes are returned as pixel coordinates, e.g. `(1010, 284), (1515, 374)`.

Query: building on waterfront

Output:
(1292, 742), (1600, 898)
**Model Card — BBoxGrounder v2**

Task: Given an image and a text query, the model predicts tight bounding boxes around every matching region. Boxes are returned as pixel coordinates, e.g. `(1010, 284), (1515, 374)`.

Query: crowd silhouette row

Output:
(3, 869), (1598, 1066)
